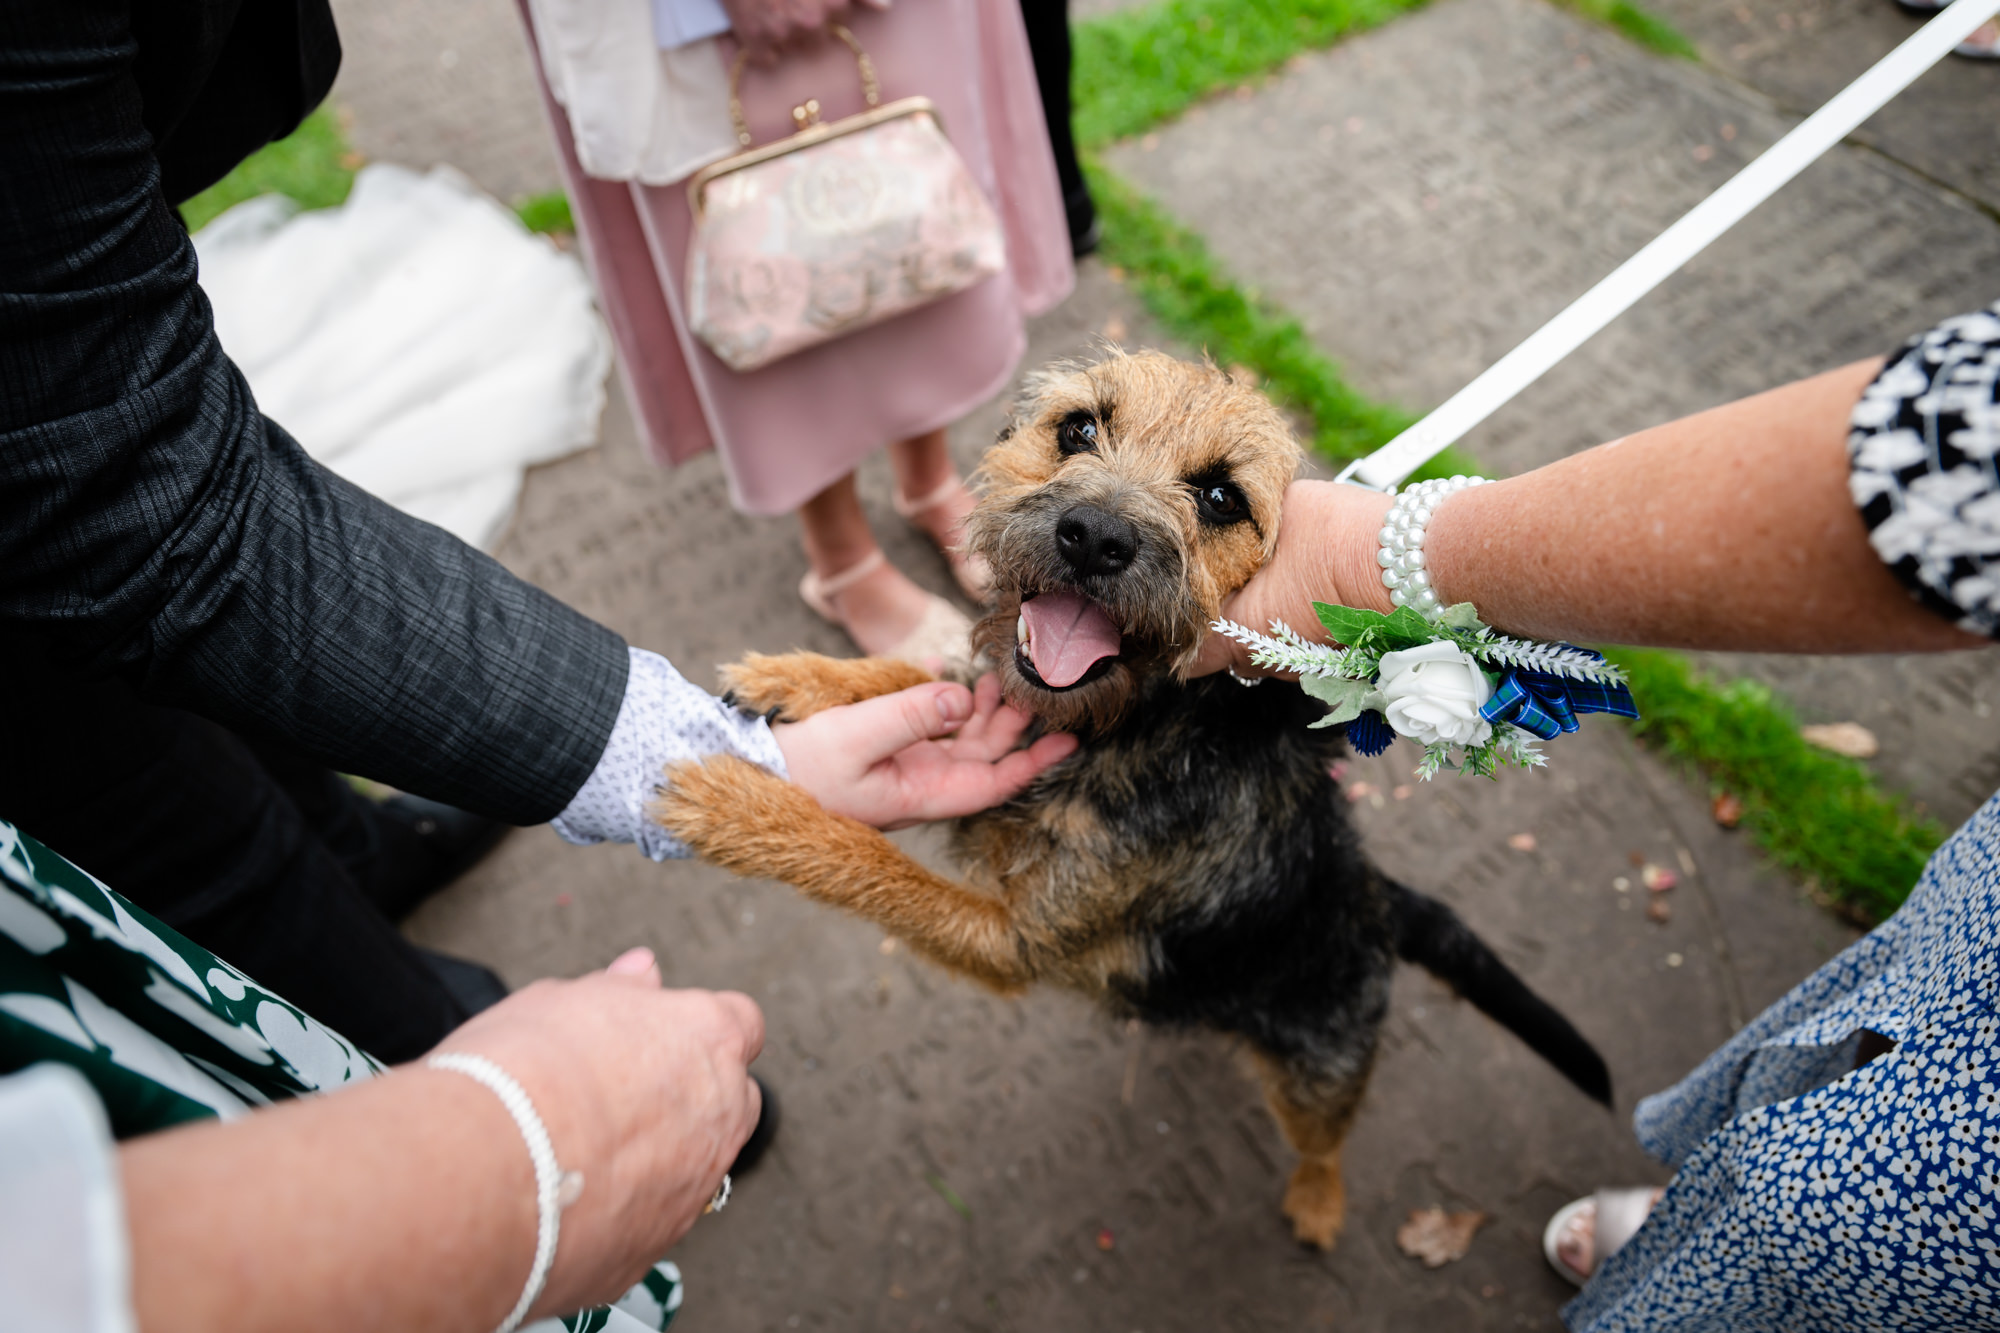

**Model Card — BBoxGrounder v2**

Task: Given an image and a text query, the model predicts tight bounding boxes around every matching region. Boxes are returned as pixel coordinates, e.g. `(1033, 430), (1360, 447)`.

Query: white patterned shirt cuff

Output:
(551, 647), (787, 860)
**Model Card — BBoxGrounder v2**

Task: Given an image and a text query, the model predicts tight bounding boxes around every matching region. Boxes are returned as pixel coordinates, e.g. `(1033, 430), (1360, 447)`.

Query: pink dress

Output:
(523, 0), (1074, 516)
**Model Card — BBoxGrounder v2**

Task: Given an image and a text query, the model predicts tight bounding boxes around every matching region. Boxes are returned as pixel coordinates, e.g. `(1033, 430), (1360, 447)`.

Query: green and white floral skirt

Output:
(0, 817), (682, 1330)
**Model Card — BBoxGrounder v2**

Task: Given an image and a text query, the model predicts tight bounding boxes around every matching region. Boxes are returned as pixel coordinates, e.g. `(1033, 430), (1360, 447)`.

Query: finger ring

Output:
(704, 1173), (732, 1214)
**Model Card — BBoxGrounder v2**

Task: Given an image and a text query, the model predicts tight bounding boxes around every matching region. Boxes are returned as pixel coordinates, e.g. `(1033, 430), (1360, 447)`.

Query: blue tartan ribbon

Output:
(1479, 664), (1638, 740)
(1347, 710), (1395, 757)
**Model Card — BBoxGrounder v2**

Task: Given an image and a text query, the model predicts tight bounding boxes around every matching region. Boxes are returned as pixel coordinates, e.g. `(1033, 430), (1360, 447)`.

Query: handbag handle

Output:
(728, 24), (881, 148)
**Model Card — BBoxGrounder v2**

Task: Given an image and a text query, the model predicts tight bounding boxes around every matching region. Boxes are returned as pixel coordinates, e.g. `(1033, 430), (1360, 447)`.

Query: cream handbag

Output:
(684, 26), (1006, 372)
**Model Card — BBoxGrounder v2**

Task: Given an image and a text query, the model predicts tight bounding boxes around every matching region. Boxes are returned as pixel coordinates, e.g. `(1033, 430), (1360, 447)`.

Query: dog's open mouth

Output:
(1014, 589), (1123, 691)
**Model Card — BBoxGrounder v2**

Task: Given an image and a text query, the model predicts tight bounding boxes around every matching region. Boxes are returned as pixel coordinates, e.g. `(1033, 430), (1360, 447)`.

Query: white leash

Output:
(1336, 0), (2000, 491)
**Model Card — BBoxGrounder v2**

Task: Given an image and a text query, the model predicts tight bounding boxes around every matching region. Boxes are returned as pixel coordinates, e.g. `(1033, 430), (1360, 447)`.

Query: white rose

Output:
(1376, 640), (1494, 747)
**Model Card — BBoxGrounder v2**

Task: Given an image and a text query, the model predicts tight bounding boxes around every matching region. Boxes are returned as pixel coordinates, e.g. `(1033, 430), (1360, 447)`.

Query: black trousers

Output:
(0, 646), (470, 1063)
(1019, 0), (1092, 232)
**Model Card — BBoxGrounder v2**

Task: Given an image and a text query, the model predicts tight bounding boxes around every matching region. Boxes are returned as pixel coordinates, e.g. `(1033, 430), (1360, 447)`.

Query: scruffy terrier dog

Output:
(659, 350), (1610, 1249)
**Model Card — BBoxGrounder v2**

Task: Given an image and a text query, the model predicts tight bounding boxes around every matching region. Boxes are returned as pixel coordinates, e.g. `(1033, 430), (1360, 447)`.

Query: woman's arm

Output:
(122, 951), (761, 1333)
(1200, 358), (1987, 671)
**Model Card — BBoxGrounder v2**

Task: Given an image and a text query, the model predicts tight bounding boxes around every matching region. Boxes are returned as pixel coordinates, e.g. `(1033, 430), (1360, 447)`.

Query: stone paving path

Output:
(310, 0), (1996, 1327)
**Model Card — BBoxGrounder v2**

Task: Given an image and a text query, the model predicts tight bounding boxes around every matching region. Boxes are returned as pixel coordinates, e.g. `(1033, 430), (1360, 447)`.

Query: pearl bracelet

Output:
(428, 1052), (566, 1333)
(1377, 474), (1486, 622)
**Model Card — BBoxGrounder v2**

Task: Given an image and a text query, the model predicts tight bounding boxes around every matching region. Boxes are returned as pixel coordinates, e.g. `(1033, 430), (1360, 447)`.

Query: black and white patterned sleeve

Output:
(1849, 302), (2000, 638)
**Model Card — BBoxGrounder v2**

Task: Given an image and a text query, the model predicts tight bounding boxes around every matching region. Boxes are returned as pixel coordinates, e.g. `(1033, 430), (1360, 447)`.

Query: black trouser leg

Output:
(1019, 0), (1096, 251)
(0, 654), (469, 1063)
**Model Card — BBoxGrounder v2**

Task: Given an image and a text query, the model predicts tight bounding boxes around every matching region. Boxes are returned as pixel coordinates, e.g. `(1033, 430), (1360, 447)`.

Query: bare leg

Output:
(1252, 1051), (1374, 1250)
(797, 473), (934, 655)
(889, 429), (987, 597)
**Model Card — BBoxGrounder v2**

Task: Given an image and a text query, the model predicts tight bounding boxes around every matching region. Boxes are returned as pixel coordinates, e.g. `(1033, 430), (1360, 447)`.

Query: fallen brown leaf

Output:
(1396, 1207), (1486, 1268)
(1647, 898), (1672, 924)
(1712, 792), (1744, 828)
(1800, 721), (1879, 759)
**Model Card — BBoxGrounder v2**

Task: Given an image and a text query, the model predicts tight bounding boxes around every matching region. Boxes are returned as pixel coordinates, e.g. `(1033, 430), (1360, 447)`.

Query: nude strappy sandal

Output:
(893, 476), (992, 603)
(799, 549), (973, 667)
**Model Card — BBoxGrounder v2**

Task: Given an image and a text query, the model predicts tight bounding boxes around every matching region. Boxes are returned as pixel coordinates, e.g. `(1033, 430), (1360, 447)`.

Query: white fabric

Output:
(552, 648), (788, 860)
(0, 1065), (134, 1333)
(653, 0), (730, 49)
(525, 0), (737, 185)
(193, 164), (612, 550)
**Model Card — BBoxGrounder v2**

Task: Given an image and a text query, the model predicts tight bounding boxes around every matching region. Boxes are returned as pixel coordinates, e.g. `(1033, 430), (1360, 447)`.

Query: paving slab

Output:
(1646, 0), (2000, 216)
(316, 0), (1863, 1327)
(1105, 0), (2000, 826)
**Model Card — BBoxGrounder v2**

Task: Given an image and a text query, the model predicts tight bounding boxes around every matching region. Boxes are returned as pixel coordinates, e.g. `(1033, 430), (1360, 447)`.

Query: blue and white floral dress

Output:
(1568, 304), (2000, 1330)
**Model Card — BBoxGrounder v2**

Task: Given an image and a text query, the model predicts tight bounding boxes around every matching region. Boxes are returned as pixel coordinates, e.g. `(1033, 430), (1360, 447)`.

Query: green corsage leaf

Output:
(1376, 605), (1437, 649)
(1436, 602), (1487, 632)
(1300, 674), (1373, 728)
(1312, 603), (1386, 646)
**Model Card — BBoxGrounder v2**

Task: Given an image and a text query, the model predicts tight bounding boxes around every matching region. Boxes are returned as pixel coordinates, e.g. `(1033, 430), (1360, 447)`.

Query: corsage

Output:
(1214, 475), (1637, 779)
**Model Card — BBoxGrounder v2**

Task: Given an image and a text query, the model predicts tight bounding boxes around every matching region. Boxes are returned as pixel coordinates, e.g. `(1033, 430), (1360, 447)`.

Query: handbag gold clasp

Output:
(729, 24), (880, 148)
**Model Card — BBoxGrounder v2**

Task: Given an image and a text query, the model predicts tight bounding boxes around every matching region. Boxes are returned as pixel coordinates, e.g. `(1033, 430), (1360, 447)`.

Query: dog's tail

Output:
(1386, 879), (1613, 1106)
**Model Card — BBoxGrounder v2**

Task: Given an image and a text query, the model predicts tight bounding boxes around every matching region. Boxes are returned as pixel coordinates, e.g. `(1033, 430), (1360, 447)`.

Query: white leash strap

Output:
(1336, 0), (2000, 491)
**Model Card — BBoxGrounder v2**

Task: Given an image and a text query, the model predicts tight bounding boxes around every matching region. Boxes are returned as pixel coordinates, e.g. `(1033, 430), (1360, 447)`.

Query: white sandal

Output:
(893, 476), (993, 603)
(1542, 1187), (1663, 1287)
(799, 549), (973, 668)
(1955, 19), (2000, 58)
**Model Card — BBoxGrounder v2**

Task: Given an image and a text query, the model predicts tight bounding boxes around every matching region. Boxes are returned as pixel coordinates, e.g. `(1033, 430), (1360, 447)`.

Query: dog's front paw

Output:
(1281, 1159), (1348, 1251)
(719, 651), (936, 723)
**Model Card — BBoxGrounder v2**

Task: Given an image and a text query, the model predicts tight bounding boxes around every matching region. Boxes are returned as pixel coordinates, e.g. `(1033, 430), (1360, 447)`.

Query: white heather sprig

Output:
(1468, 632), (1628, 686)
(1211, 619), (1374, 679)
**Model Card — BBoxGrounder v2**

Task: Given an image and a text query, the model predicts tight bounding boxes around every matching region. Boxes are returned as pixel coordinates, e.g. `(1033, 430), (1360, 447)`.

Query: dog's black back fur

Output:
(980, 671), (1612, 1106)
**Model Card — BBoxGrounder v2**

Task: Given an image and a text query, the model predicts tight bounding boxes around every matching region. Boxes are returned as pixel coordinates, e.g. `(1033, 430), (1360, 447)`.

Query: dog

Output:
(657, 350), (1611, 1250)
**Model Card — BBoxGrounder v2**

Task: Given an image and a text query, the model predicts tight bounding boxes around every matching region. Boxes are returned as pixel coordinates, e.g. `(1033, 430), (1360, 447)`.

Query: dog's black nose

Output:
(1056, 505), (1139, 577)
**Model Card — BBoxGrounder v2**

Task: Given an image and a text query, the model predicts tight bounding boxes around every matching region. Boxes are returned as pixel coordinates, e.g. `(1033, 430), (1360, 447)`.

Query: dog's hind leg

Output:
(1251, 1049), (1375, 1251)
(654, 756), (1033, 991)
(719, 652), (936, 722)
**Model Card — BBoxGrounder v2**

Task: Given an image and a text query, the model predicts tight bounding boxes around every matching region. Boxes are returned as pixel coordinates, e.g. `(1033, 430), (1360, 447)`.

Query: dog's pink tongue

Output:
(1022, 590), (1121, 687)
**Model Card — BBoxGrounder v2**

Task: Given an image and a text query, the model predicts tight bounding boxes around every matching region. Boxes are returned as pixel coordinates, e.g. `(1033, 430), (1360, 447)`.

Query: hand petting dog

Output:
(771, 673), (1077, 830)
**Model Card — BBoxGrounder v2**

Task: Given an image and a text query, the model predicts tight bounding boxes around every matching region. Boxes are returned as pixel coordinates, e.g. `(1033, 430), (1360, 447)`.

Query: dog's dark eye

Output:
(1192, 478), (1249, 526)
(1058, 412), (1099, 456)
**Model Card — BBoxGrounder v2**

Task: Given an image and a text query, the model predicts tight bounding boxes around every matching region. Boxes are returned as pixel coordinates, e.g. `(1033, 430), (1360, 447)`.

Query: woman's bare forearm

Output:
(121, 1069), (535, 1333)
(1424, 359), (1978, 651)
(1206, 358), (1986, 668)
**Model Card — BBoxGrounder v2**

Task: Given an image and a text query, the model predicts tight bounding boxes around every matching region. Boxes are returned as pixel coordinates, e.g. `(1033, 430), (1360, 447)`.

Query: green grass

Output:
(179, 111), (579, 238)
(1608, 649), (1942, 921)
(514, 190), (576, 235)
(1553, 0), (1699, 57)
(178, 108), (358, 233)
(1072, 0), (1431, 146)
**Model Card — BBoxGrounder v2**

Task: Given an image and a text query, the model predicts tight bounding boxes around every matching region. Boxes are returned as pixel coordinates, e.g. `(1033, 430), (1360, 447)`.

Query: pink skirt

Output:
(524, 0), (1074, 516)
